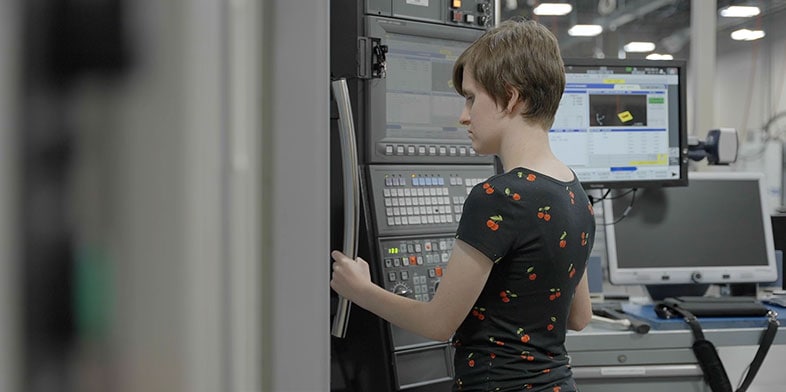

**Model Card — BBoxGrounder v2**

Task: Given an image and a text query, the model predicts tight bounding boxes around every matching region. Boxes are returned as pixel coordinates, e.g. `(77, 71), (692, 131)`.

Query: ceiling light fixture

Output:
(623, 41), (656, 53)
(719, 6), (761, 18)
(730, 29), (766, 41)
(646, 53), (674, 60)
(533, 3), (573, 16)
(568, 24), (603, 37)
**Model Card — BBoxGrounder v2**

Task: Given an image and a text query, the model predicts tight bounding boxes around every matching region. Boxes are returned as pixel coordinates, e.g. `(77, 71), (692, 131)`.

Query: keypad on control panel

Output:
(380, 237), (454, 302)
(382, 175), (486, 227)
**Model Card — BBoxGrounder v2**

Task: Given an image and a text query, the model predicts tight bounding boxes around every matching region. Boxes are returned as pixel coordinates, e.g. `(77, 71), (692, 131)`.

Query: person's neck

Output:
(498, 124), (555, 172)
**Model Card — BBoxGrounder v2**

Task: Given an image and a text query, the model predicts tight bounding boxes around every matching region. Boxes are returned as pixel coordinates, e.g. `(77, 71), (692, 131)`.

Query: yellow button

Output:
(452, 0), (462, 9)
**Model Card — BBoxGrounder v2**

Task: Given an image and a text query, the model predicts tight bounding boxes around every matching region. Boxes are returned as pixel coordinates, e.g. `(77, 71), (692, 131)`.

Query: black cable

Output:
(589, 189), (612, 205)
(600, 188), (637, 226)
(608, 188), (636, 200)
(737, 111), (786, 161)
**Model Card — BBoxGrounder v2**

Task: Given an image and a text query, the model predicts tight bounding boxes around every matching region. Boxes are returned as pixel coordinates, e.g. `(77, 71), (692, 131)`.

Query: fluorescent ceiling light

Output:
(623, 41), (656, 52)
(533, 3), (573, 16)
(731, 29), (766, 41)
(568, 24), (603, 37)
(720, 6), (760, 17)
(646, 53), (674, 60)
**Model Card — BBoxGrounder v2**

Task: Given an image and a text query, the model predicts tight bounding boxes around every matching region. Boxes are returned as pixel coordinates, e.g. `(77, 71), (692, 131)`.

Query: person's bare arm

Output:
(567, 269), (592, 331)
(330, 240), (493, 341)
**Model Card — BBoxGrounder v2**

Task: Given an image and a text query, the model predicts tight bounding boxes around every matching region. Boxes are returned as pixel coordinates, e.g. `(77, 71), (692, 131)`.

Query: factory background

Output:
(1, 1), (785, 391)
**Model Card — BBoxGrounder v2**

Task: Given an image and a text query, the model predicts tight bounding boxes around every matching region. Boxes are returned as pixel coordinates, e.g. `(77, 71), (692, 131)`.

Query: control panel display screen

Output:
(384, 33), (468, 143)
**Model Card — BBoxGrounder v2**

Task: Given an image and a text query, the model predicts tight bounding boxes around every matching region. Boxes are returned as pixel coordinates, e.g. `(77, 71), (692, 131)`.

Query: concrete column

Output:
(690, 0), (717, 138)
(263, 2), (331, 391)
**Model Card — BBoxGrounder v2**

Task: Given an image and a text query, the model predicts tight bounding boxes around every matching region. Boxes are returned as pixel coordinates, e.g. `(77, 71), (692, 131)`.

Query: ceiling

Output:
(499, 0), (786, 60)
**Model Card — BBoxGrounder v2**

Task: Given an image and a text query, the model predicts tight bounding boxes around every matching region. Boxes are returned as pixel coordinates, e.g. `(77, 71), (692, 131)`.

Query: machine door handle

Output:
(330, 78), (360, 338)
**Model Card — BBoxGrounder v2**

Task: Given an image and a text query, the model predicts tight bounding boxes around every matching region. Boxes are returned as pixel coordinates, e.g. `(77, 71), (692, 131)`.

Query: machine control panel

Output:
(369, 165), (496, 236)
(448, 0), (494, 27)
(371, 0), (494, 29)
(379, 236), (455, 302)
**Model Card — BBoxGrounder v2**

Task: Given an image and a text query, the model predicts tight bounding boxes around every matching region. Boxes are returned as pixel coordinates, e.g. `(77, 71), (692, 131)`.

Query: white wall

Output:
(716, 12), (786, 136)
(715, 10), (786, 210)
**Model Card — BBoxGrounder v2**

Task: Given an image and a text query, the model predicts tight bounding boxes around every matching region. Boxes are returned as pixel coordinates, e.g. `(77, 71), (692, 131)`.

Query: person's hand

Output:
(330, 250), (372, 302)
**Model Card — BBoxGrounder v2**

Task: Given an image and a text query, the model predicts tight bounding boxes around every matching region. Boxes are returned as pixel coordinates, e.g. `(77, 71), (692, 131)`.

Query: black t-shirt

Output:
(452, 168), (596, 392)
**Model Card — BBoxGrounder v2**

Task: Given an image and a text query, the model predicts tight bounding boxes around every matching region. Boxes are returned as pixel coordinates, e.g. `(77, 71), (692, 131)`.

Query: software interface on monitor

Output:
(551, 64), (683, 185)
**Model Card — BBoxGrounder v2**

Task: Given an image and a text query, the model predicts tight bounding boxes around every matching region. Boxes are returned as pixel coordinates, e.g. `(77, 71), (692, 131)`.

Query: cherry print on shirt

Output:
(566, 186), (575, 205)
(548, 288), (562, 301)
(489, 336), (505, 346)
(526, 173), (537, 182)
(559, 231), (567, 248)
(568, 263), (576, 278)
(500, 289), (518, 303)
(471, 306), (486, 320)
(581, 232), (589, 246)
(527, 266), (537, 281)
(547, 316), (557, 331)
(482, 182), (494, 194)
(520, 351), (535, 361)
(486, 215), (502, 231)
(537, 206), (551, 221)
(505, 187), (521, 201)
(516, 327), (531, 343)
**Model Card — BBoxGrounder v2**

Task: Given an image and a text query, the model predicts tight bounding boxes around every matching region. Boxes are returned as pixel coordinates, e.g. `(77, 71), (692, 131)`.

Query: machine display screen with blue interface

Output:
(554, 59), (688, 189)
(603, 172), (778, 286)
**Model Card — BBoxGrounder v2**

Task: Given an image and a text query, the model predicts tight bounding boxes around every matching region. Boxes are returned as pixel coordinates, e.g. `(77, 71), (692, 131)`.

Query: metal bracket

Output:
(357, 37), (388, 80)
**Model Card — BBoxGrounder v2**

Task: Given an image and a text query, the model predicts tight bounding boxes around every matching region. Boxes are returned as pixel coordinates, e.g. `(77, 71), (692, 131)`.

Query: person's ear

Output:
(505, 87), (520, 114)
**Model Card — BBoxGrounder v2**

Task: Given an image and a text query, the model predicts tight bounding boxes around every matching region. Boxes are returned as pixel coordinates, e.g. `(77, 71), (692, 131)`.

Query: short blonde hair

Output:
(453, 19), (565, 130)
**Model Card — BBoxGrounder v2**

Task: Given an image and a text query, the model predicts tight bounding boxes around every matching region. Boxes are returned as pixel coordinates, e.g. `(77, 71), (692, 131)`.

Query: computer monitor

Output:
(552, 58), (689, 189)
(603, 171), (778, 289)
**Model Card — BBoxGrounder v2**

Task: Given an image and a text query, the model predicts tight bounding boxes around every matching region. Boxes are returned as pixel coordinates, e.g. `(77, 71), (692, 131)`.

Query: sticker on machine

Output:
(406, 0), (429, 6)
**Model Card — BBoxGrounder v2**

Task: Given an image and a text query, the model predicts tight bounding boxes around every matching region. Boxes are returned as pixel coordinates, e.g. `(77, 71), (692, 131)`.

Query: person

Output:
(331, 18), (596, 392)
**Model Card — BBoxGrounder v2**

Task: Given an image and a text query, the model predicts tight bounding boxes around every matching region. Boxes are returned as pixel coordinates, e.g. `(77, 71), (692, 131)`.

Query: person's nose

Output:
(459, 106), (470, 126)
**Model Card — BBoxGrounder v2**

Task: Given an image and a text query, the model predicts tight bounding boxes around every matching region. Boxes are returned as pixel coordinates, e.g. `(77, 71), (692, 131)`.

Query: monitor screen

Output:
(384, 33), (468, 143)
(553, 58), (689, 189)
(365, 16), (492, 164)
(603, 171), (778, 286)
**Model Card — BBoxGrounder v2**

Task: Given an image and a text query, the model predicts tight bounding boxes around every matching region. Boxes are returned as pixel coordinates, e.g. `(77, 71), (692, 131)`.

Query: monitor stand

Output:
(645, 284), (710, 301)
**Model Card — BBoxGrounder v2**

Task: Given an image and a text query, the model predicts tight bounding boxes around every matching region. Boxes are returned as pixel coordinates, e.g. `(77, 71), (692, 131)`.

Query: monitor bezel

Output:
(560, 57), (689, 190)
(603, 171), (778, 285)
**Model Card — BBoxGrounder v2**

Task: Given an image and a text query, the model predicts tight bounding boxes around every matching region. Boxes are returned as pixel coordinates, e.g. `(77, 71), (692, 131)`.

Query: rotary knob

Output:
(393, 283), (412, 297)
